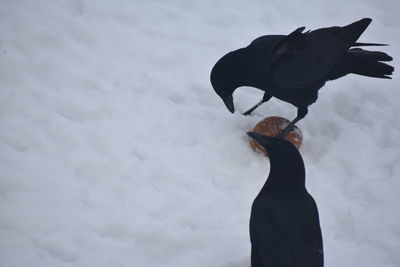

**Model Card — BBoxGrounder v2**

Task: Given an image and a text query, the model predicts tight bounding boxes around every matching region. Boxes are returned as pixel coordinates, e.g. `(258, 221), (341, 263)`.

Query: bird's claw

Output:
(276, 130), (286, 139)
(277, 124), (295, 139)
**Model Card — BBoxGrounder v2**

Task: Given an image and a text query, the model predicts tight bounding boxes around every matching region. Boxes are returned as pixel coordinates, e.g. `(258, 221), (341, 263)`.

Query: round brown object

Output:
(249, 116), (303, 156)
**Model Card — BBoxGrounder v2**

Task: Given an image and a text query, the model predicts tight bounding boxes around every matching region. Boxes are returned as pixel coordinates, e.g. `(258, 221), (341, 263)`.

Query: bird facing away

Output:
(211, 18), (394, 137)
(247, 132), (323, 267)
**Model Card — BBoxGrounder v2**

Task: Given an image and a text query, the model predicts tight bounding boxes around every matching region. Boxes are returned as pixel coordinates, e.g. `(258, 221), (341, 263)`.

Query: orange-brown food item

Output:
(249, 116), (303, 156)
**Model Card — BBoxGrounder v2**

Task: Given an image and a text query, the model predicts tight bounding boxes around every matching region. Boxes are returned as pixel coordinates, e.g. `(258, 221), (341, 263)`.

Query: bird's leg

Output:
(243, 100), (263, 116)
(278, 107), (308, 138)
(243, 92), (272, 116)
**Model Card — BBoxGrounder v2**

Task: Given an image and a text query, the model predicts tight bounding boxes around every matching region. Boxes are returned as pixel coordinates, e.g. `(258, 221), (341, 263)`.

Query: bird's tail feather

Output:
(342, 18), (372, 45)
(328, 48), (394, 80)
(353, 42), (388, 47)
(348, 48), (393, 78)
(352, 61), (394, 79)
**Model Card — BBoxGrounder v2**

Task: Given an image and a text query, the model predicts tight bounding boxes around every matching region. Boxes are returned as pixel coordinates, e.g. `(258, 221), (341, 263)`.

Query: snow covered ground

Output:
(1, 0), (399, 266)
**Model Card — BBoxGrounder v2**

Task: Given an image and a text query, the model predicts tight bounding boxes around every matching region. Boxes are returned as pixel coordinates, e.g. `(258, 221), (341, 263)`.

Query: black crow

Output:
(211, 18), (394, 137)
(247, 132), (323, 267)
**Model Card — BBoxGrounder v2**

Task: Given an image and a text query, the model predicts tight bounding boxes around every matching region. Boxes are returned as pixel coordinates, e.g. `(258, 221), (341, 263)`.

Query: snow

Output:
(0, 0), (399, 266)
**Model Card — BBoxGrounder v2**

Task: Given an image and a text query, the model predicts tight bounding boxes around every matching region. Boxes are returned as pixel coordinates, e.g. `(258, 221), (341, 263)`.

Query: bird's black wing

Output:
(270, 27), (329, 88)
(248, 34), (286, 47)
(271, 18), (372, 89)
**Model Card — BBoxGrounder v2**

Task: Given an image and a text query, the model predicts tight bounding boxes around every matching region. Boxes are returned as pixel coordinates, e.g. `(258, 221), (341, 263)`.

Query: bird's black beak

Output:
(222, 94), (235, 113)
(247, 132), (273, 148)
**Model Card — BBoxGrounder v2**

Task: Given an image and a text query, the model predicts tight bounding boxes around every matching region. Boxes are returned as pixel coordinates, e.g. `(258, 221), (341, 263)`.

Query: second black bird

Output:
(247, 132), (323, 267)
(211, 18), (394, 136)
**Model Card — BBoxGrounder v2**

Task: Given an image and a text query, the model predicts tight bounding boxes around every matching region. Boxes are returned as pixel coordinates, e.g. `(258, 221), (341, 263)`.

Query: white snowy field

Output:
(0, 0), (399, 266)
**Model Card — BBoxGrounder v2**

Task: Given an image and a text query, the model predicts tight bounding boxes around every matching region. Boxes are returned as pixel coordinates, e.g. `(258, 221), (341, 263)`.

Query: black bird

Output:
(247, 132), (323, 267)
(211, 18), (394, 137)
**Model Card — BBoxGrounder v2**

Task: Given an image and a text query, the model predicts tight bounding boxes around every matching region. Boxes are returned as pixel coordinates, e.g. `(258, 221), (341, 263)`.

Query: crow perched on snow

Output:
(247, 132), (323, 267)
(211, 18), (394, 137)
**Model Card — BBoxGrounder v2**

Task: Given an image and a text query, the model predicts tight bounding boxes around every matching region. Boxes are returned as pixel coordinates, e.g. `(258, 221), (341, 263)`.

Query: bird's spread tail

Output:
(328, 18), (394, 80)
(329, 48), (394, 80)
(348, 48), (393, 79)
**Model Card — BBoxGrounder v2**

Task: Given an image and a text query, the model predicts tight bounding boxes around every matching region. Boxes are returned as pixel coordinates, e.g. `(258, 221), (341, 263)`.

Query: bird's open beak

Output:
(223, 95), (235, 113)
(247, 132), (273, 148)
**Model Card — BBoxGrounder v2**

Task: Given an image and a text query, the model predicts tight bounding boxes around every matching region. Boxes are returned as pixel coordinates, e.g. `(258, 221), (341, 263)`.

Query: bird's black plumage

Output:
(247, 132), (323, 267)
(211, 18), (394, 136)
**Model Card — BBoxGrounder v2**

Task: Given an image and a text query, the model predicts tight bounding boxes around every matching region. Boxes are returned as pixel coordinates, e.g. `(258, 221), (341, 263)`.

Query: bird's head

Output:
(247, 131), (305, 188)
(247, 132), (295, 156)
(210, 70), (235, 113)
(211, 49), (248, 113)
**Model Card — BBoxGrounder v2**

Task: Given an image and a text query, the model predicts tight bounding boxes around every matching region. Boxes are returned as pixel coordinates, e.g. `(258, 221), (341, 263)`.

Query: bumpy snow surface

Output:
(1, 1), (399, 266)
